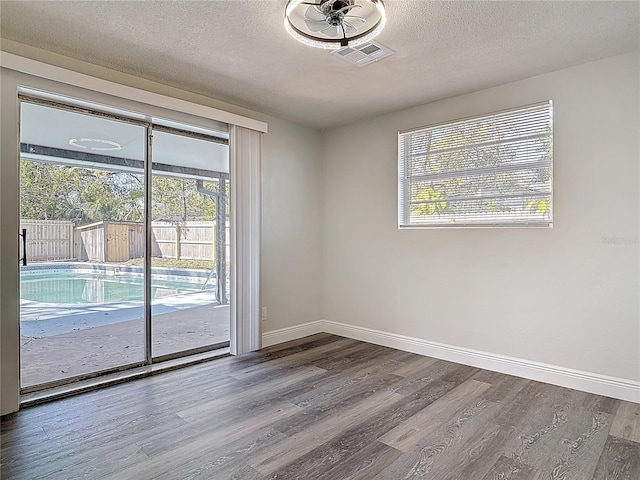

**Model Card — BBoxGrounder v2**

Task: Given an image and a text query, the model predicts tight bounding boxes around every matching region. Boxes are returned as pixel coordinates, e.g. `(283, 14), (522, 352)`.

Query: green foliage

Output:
(152, 177), (218, 222)
(20, 160), (223, 225)
(525, 198), (550, 213)
(408, 119), (553, 219)
(411, 187), (449, 216)
(20, 161), (144, 224)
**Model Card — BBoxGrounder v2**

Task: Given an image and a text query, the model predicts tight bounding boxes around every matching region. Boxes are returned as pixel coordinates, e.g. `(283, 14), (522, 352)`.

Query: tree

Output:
(152, 177), (218, 222)
(20, 160), (223, 225)
(407, 112), (553, 221)
(20, 160), (144, 224)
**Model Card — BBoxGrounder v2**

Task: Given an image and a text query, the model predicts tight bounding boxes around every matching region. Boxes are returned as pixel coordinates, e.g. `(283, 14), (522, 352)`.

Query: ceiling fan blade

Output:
(305, 5), (326, 22)
(304, 18), (328, 32)
(343, 20), (358, 34)
(321, 24), (340, 37)
(345, 15), (366, 22)
(336, 4), (362, 14)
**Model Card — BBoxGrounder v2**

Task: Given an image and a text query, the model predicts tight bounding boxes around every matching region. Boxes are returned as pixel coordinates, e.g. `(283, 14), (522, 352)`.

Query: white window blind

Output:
(398, 101), (553, 228)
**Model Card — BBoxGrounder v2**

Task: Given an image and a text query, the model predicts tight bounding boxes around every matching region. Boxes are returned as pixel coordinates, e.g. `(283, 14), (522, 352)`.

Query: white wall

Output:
(322, 52), (640, 383)
(262, 119), (323, 330)
(0, 44), (323, 415)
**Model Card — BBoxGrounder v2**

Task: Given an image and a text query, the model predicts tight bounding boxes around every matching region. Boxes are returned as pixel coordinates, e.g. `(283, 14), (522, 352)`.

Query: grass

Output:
(123, 258), (215, 270)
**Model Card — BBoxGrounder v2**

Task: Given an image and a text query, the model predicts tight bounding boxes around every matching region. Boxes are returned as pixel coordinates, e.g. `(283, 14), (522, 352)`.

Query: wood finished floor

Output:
(1, 333), (639, 479)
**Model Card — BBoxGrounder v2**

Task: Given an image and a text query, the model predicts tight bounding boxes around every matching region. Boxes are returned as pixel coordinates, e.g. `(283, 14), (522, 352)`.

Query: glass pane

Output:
(19, 102), (146, 389)
(151, 129), (230, 358)
(399, 102), (553, 227)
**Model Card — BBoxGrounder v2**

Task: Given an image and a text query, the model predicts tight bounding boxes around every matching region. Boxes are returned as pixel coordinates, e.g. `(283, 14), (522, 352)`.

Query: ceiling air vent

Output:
(331, 41), (394, 68)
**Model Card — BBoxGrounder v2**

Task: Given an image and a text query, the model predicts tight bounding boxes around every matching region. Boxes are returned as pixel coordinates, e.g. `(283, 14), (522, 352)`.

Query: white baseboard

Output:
(261, 321), (324, 348)
(262, 320), (640, 404)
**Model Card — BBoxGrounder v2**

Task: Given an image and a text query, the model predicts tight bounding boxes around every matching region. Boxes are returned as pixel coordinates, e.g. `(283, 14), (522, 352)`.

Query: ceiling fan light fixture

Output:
(284, 0), (386, 50)
(69, 138), (122, 151)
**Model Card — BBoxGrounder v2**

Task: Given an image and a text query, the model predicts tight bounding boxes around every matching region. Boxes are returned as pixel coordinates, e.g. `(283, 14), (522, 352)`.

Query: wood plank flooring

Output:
(1, 333), (639, 479)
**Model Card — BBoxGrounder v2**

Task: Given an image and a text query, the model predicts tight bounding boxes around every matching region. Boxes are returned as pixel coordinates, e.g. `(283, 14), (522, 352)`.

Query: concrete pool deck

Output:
(20, 291), (217, 336)
(20, 303), (230, 388)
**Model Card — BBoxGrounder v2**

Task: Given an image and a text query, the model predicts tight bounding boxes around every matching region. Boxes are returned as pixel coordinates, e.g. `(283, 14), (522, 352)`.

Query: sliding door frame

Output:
(144, 123), (153, 364)
(1, 55), (265, 414)
(17, 94), (232, 392)
(147, 123), (231, 361)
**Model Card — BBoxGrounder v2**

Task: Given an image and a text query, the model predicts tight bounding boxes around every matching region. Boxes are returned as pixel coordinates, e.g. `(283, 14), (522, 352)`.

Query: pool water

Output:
(21, 271), (213, 304)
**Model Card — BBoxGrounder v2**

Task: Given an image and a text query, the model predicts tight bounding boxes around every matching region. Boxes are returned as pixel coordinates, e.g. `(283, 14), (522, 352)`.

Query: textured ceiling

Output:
(1, 1), (638, 129)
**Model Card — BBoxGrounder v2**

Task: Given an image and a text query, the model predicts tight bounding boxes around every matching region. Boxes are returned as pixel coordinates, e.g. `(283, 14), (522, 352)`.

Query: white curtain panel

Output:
(229, 125), (262, 355)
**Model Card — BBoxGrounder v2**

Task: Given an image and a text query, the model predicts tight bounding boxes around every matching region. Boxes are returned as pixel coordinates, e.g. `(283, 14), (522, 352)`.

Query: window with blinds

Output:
(398, 101), (553, 228)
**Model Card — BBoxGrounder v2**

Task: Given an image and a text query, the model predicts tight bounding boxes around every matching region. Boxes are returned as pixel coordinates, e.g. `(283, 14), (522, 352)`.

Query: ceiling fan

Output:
(302, 0), (365, 41)
(284, 0), (386, 49)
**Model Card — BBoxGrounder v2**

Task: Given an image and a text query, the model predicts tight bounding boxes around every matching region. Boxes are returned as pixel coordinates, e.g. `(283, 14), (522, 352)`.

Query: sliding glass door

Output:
(150, 128), (230, 359)
(18, 95), (230, 391)
(19, 100), (147, 389)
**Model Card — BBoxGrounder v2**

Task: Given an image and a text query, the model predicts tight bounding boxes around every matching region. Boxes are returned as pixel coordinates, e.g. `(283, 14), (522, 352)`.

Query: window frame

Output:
(398, 101), (553, 229)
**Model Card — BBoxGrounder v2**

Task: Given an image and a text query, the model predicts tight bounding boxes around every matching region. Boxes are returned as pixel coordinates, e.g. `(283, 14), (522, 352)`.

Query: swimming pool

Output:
(21, 268), (214, 305)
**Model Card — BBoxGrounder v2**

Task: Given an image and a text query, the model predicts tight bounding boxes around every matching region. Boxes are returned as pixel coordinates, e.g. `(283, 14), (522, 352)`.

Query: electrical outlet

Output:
(261, 307), (267, 321)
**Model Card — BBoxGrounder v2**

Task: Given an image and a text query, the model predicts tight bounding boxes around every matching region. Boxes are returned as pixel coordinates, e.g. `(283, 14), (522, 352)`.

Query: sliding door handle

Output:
(19, 228), (27, 266)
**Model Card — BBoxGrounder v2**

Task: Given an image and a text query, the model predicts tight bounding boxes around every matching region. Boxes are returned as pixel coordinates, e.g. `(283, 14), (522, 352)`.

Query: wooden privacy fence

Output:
(21, 220), (217, 263)
(76, 221), (216, 262)
(20, 219), (74, 261)
(151, 222), (215, 261)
